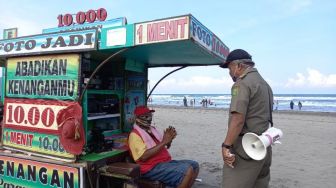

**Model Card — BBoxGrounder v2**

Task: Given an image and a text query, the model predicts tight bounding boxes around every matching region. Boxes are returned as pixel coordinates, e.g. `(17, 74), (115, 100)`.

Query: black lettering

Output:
(34, 60), (41, 76)
(58, 80), (65, 96)
(8, 80), (14, 94)
(44, 80), (50, 95)
(0, 160), (4, 175)
(68, 80), (75, 96)
(4, 43), (14, 52)
(31, 80), (37, 95)
(18, 79), (24, 94)
(13, 80), (19, 94)
(15, 41), (25, 51)
(27, 165), (36, 181)
(25, 40), (36, 50)
(52, 36), (67, 48)
(52, 60), (59, 75)
(25, 80), (31, 95)
(50, 169), (61, 187)
(15, 62), (21, 76)
(59, 59), (67, 75)
(39, 167), (48, 185)
(37, 80), (44, 95)
(51, 80), (58, 96)
(16, 163), (25, 179)
(64, 171), (74, 188)
(69, 35), (83, 46)
(27, 61), (34, 76)
(41, 38), (52, 48)
(22, 61), (27, 76)
(6, 161), (14, 176)
(45, 60), (52, 75)
(84, 33), (93, 45)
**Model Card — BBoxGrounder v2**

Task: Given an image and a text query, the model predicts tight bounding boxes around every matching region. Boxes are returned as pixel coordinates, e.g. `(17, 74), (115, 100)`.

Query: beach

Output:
(149, 105), (336, 188)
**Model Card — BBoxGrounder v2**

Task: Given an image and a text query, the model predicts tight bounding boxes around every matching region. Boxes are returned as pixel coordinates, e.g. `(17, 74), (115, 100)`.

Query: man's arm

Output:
(139, 128), (176, 161)
(224, 112), (245, 146)
(139, 142), (168, 161)
(222, 112), (245, 168)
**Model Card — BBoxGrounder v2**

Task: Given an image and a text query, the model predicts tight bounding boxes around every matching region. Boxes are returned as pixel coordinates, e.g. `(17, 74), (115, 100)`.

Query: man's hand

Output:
(222, 147), (235, 168)
(162, 126), (177, 145)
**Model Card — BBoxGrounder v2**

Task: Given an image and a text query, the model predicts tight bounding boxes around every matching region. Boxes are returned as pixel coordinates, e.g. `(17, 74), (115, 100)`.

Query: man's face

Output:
(228, 62), (239, 80)
(137, 112), (153, 127)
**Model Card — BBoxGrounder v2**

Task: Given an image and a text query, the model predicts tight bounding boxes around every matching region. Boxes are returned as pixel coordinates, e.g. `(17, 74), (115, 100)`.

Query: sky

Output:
(0, 0), (335, 94)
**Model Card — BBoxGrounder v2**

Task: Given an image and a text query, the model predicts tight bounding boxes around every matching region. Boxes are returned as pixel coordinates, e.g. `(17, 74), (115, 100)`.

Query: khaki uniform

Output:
(222, 68), (273, 188)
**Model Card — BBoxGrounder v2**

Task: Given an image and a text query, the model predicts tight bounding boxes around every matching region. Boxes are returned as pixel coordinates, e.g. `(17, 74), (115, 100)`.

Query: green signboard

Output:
(0, 155), (82, 188)
(6, 54), (80, 100)
(100, 24), (134, 49)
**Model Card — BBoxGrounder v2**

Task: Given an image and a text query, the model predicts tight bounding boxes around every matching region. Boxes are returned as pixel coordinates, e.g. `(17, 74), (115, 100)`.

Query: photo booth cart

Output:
(0, 8), (229, 188)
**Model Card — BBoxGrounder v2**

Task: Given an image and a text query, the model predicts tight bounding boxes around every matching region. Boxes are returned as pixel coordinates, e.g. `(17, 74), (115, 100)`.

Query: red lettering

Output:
(28, 134), (34, 146)
(147, 23), (158, 42)
(10, 131), (34, 146)
(10, 132), (17, 143)
(157, 22), (166, 41)
(166, 20), (177, 40)
(17, 132), (22, 145)
(178, 18), (187, 38)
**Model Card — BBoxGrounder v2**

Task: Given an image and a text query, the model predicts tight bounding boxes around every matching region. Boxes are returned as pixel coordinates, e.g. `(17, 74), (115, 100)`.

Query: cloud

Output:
(288, 0), (312, 13)
(150, 75), (233, 94)
(285, 68), (336, 88)
(0, 16), (42, 37)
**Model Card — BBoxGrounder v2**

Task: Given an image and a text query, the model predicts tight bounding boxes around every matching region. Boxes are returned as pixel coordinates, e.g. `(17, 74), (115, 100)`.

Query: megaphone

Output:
(242, 127), (283, 160)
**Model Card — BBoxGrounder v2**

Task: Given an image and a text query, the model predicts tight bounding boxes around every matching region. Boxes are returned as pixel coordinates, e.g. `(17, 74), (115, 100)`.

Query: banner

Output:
(135, 16), (189, 45)
(2, 98), (76, 160)
(6, 54), (80, 100)
(190, 16), (229, 60)
(0, 29), (97, 57)
(0, 155), (82, 188)
(43, 17), (126, 33)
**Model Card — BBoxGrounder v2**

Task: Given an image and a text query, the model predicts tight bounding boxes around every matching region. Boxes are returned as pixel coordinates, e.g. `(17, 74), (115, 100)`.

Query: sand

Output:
(149, 105), (336, 188)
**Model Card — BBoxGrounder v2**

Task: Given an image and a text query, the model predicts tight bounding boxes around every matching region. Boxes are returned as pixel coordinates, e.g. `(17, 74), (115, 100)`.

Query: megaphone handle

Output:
(265, 134), (273, 144)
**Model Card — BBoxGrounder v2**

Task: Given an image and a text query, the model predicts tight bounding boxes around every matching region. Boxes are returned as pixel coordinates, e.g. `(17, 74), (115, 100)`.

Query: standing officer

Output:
(220, 49), (273, 188)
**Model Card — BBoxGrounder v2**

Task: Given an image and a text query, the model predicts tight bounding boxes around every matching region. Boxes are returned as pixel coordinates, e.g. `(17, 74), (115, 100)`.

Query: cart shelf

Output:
(88, 113), (121, 120)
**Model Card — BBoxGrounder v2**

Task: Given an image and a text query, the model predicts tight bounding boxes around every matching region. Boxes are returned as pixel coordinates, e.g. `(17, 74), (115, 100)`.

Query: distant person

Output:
(183, 96), (188, 107)
(275, 100), (279, 110)
(219, 49), (273, 187)
(298, 101), (302, 110)
(290, 100), (294, 110)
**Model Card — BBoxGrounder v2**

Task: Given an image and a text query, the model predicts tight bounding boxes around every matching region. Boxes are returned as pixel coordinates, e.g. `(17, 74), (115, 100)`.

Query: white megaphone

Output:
(242, 127), (283, 160)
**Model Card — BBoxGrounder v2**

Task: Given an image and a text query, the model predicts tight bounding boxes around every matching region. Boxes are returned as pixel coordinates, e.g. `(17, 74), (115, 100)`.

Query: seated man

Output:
(128, 106), (199, 188)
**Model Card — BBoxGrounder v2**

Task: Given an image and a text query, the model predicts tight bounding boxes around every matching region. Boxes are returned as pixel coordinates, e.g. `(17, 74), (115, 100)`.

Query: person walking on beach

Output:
(220, 49), (273, 188)
(128, 106), (199, 188)
(290, 100), (294, 110)
(298, 101), (302, 110)
(183, 96), (188, 107)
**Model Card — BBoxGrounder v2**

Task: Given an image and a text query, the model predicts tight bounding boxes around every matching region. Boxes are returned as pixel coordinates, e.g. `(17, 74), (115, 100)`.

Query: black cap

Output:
(220, 49), (253, 68)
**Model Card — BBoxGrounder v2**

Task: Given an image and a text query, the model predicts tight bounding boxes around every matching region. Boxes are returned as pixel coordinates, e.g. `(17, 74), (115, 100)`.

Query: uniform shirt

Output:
(229, 67), (273, 135)
(128, 132), (147, 161)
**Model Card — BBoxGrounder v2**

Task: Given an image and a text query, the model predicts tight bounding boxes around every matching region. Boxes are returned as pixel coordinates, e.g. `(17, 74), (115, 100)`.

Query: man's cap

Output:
(220, 49), (254, 68)
(134, 106), (155, 116)
(57, 102), (85, 155)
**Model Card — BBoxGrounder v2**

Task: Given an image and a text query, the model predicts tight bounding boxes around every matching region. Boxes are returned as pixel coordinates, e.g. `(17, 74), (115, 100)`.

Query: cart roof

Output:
(99, 15), (229, 67)
(0, 14), (229, 68)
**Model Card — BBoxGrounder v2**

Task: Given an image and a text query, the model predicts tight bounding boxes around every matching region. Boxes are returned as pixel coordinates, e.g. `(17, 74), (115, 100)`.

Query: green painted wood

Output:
(80, 149), (126, 162)
(100, 24), (134, 49)
(125, 59), (145, 73)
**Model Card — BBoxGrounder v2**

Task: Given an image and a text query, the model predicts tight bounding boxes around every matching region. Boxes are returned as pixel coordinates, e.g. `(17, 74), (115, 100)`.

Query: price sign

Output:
(2, 98), (77, 160)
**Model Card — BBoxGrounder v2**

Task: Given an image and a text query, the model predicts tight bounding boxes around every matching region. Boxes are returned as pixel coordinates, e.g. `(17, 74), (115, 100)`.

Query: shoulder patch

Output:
(231, 85), (239, 96)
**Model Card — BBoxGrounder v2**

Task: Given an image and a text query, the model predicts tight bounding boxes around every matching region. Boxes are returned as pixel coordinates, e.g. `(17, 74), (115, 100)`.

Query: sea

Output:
(148, 94), (336, 113)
